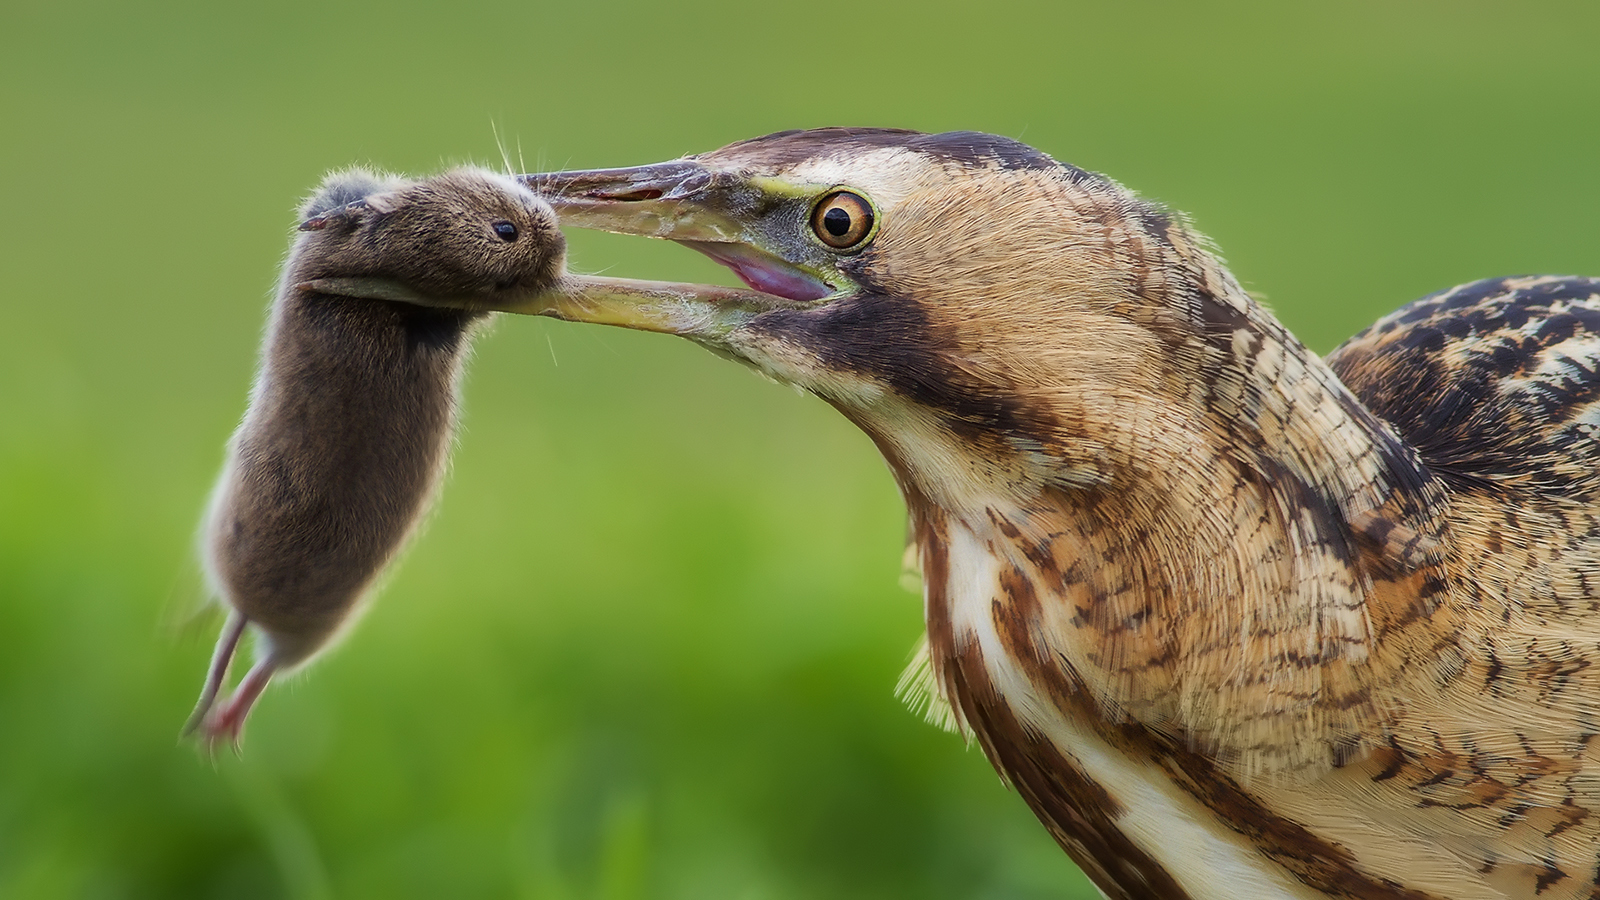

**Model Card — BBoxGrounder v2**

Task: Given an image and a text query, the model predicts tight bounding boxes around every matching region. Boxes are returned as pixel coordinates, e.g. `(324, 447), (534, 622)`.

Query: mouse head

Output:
(294, 167), (566, 309)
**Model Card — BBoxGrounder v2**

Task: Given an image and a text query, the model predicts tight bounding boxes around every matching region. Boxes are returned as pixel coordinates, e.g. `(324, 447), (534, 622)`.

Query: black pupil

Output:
(823, 206), (852, 237)
(492, 220), (518, 242)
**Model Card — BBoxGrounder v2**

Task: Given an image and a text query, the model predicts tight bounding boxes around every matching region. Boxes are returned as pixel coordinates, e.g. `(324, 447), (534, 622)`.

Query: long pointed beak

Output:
(525, 161), (835, 301)
(372, 160), (831, 342)
(519, 161), (749, 243)
(443, 161), (829, 340)
(490, 273), (800, 340)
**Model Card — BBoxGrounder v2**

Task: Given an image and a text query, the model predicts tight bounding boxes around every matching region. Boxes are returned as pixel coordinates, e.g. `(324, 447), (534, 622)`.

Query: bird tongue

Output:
(678, 240), (833, 302)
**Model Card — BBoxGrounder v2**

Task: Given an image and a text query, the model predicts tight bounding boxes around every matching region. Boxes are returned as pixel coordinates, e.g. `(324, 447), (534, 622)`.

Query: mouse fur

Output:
(188, 166), (563, 746)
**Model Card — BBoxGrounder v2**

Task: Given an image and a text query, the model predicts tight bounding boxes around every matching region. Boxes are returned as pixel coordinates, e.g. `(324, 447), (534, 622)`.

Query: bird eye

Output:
(810, 190), (875, 251)
(491, 220), (519, 242)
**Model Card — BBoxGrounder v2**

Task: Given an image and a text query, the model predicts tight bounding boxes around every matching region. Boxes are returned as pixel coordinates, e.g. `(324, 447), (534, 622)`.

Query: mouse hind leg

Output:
(199, 657), (277, 752)
(183, 612), (280, 752)
(184, 610), (247, 737)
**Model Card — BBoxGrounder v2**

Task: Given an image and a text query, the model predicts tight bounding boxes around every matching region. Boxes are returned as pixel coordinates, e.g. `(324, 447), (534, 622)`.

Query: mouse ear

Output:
(298, 198), (372, 232)
(360, 190), (404, 215)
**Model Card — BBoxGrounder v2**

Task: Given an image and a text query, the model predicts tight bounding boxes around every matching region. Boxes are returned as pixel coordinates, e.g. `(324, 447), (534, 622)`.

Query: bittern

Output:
(422, 128), (1600, 899)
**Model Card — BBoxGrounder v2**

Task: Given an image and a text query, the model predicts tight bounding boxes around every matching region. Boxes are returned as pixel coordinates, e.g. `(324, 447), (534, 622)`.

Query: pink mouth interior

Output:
(679, 241), (833, 302)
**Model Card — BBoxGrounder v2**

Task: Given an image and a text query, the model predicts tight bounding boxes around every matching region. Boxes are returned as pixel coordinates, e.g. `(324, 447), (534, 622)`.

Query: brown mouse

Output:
(187, 166), (564, 747)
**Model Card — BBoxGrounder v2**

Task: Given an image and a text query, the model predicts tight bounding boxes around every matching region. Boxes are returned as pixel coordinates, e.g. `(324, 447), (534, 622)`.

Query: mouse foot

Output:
(192, 659), (276, 755)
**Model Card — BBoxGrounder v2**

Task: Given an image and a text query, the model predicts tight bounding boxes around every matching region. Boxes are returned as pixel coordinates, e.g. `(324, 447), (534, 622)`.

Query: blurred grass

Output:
(3, 1), (1600, 897)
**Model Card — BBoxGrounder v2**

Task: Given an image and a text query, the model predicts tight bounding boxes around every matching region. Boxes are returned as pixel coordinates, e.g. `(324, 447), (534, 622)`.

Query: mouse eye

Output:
(491, 220), (519, 242)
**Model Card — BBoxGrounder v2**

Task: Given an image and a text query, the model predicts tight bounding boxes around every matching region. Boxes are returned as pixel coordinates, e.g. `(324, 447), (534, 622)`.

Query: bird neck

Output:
(877, 233), (1467, 780)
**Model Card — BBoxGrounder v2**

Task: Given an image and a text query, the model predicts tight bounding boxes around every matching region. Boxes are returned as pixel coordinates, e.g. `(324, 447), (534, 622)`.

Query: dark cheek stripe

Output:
(751, 290), (1047, 444)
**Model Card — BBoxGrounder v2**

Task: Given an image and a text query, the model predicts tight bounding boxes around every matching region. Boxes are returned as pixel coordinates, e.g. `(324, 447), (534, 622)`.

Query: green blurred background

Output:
(4, 1), (1599, 897)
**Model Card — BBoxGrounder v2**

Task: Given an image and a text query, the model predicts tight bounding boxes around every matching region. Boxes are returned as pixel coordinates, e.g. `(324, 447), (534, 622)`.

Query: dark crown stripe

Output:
(706, 127), (1074, 174)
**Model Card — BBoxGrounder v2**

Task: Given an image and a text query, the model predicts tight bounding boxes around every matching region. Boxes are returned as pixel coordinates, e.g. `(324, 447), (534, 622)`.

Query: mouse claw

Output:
(196, 706), (248, 758)
(191, 658), (276, 755)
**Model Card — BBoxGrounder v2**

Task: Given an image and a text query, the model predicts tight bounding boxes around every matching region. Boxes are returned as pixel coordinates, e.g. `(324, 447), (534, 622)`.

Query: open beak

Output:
(328, 157), (825, 339)
(304, 160), (836, 342)
(459, 161), (833, 341)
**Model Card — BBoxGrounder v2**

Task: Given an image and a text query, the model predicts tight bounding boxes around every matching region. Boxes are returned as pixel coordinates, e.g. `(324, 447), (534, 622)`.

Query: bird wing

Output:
(1327, 275), (1600, 503)
(1321, 275), (1600, 898)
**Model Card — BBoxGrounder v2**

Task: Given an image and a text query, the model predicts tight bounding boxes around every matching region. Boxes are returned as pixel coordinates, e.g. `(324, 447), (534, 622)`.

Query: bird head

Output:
(490, 128), (1244, 510)
(413, 129), (1459, 782)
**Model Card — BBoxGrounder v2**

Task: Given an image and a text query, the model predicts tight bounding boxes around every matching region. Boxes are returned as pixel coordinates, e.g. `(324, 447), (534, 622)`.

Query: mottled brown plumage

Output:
(376, 129), (1600, 898)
